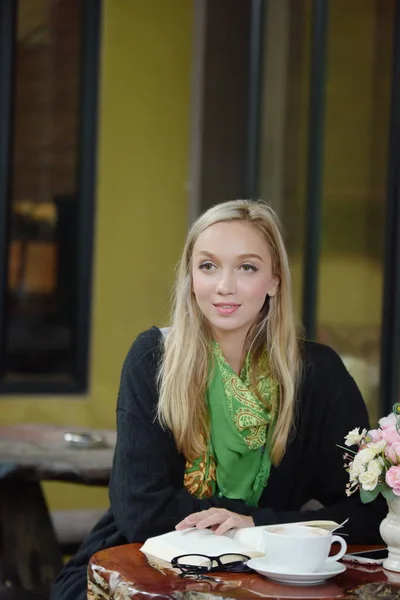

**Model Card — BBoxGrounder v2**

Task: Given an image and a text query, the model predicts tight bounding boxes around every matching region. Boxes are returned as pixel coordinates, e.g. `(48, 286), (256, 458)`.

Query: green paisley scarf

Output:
(184, 341), (279, 506)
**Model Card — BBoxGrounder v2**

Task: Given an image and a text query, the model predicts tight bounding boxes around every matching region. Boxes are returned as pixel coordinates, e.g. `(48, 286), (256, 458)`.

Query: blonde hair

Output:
(157, 199), (302, 465)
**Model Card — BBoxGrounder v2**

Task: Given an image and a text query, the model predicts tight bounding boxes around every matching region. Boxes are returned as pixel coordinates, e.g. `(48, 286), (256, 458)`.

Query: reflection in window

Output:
(316, 0), (394, 423)
(258, 0), (395, 421)
(258, 0), (311, 316)
(1, 0), (98, 390)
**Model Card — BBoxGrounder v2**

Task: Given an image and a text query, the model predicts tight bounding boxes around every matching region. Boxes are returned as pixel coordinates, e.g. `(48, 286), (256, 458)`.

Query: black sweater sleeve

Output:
(251, 344), (386, 543)
(109, 328), (253, 542)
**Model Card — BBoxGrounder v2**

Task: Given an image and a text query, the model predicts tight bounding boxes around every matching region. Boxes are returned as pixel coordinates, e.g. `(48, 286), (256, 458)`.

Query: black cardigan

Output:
(51, 326), (386, 600)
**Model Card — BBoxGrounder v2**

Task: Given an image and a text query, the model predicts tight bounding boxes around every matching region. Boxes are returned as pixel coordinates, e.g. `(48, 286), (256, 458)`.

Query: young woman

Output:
(51, 200), (385, 600)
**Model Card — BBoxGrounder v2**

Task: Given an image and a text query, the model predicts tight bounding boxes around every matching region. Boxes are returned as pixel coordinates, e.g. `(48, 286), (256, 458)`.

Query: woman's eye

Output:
(241, 264), (257, 272)
(199, 262), (215, 271)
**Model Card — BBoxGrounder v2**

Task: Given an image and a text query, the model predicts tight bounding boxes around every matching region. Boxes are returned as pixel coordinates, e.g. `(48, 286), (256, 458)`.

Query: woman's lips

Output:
(213, 303), (240, 316)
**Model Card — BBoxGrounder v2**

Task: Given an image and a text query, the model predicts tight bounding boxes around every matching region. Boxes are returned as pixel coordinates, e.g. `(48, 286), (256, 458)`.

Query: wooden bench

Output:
(51, 509), (105, 555)
(0, 424), (115, 596)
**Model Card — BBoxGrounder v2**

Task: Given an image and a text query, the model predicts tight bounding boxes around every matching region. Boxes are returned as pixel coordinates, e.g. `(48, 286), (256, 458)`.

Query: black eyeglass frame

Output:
(171, 552), (251, 577)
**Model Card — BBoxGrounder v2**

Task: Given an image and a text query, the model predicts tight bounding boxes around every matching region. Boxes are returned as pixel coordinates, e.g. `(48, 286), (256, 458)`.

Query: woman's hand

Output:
(175, 507), (254, 535)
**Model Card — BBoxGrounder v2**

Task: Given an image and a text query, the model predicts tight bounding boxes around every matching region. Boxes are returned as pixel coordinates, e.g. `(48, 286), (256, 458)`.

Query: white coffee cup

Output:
(263, 525), (347, 573)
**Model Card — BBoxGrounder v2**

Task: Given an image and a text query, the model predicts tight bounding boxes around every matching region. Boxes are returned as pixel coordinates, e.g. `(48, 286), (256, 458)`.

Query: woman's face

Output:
(191, 220), (279, 343)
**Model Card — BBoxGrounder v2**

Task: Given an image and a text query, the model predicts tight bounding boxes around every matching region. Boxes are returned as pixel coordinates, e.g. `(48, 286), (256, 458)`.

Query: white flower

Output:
(355, 458), (382, 491)
(367, 439), (387, 453)
(345, 428), (367, 447)
(359, 469), (379, 491)
(354, 447), (376, 466)
(348, 464), (360, 482)
(349, 458), (365, 480)
(366, 459), (382, 477)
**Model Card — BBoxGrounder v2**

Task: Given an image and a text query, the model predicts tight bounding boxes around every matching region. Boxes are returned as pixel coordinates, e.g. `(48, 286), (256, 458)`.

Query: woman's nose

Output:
(216, 271), (236, 295)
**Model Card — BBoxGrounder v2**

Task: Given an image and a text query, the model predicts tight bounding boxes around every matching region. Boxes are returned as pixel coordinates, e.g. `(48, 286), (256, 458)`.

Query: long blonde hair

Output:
(157, 199), (302, 465)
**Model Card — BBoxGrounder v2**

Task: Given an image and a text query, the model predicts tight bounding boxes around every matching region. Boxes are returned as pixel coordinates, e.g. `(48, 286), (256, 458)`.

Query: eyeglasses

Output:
(171, 553), (251, 580)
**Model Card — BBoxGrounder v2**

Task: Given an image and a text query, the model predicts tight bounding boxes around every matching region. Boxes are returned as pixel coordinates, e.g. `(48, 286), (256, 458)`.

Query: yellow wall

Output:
(0, 0), (193, 510)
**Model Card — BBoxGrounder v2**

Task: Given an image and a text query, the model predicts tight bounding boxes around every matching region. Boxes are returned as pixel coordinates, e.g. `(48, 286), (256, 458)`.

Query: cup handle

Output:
(325, 535), (347, 563)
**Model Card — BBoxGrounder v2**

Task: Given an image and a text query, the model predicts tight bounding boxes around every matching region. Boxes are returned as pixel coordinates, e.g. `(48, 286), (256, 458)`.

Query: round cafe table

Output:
(87, 543), (400, 600)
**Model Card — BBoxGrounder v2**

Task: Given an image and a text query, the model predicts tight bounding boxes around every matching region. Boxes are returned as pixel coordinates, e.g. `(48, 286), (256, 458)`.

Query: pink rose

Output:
(385, 441), (400, 464)
(386, 466), (400, 496)
(368, 429), (383, 442)
(381, 426), (400, 445)
(379, 413), (398, 429)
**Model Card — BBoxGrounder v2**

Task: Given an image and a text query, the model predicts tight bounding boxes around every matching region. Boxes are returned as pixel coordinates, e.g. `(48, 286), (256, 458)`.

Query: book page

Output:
(290, 519), (340, 531)
(140, 528), (264, 564)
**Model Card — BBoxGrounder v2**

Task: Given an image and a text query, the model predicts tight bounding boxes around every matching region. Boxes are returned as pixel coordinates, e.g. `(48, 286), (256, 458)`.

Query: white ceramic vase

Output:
(380, 496), (400, 572)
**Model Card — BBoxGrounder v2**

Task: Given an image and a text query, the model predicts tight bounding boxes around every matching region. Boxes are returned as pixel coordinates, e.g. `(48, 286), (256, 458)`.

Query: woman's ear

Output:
(268, 276), (280, 297)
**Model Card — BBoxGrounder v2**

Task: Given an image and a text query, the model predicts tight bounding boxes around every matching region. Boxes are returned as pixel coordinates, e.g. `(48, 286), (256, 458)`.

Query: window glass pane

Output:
(258, 0), (312, 317)
(317, 0), (394, 423)
(259, 0), (395, 422)
(5, 0), (81, 382)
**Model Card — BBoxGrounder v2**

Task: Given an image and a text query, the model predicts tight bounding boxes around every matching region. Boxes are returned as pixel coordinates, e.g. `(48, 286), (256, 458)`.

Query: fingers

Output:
(213, 516), (237, 536)
(175, 509), (253, 535)
(175, 508), (227, 531)
(214, 515), (254, 535)
(175, 518), (193, 530)
(189, 511), (229, 530)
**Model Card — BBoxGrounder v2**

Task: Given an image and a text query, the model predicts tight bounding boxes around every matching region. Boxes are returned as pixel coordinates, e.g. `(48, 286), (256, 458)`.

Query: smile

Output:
(213, 304), (240, 315)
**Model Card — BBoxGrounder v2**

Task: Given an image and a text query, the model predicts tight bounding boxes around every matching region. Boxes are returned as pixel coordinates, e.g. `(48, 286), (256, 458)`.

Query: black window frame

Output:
(0, 0), (101, 394)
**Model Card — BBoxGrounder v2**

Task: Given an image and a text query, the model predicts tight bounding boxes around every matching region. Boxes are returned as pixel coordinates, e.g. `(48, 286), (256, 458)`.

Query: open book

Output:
(140, 520), (341, 565)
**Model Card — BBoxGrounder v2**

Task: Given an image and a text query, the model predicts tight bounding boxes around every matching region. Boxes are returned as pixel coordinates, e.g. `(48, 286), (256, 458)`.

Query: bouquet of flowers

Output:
(341, 403), (400, 503)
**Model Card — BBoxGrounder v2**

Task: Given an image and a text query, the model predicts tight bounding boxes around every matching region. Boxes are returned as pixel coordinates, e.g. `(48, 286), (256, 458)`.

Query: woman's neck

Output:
(213, 330), (248, 375)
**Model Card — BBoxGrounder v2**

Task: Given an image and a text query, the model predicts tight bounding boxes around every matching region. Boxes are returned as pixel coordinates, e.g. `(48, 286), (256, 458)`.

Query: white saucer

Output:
(247, 558), (346, 585)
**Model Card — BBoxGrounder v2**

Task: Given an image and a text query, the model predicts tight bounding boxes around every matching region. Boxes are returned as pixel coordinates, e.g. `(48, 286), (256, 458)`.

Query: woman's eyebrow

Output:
(237, 253), (263, 261)
(195, 251), (263, 261)
(195, 251), (216, 258)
